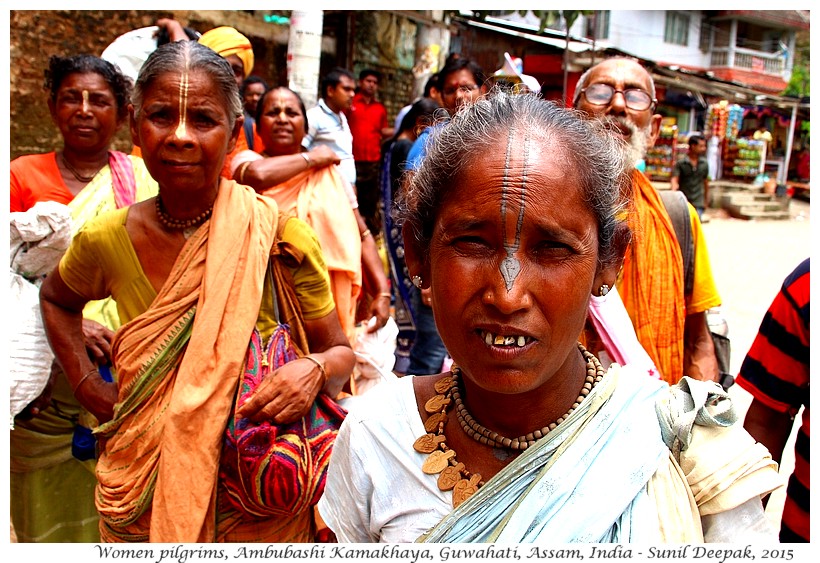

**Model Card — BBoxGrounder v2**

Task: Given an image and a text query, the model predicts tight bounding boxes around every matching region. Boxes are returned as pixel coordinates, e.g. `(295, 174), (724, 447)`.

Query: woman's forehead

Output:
(452, 134), (581, 203)
(266, 89), (300, 106)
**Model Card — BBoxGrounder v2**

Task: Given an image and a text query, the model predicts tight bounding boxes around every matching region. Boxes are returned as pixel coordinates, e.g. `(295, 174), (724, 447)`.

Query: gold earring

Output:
(598, 284), (610, 297)
(412, 275), (423, 288)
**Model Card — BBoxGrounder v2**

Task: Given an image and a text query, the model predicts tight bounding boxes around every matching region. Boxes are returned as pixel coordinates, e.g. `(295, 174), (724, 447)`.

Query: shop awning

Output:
(650, 65), (809, 114)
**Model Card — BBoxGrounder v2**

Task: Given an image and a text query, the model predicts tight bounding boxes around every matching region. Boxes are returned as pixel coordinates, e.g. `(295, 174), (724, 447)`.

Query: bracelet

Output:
(304, 354), (328, 387)
(376, 292), (392, 300)
(360, 229), (372, 241)
(236, 161), (251, 184)
(300, 152), (313, 168)
(72, 368), (98, 395)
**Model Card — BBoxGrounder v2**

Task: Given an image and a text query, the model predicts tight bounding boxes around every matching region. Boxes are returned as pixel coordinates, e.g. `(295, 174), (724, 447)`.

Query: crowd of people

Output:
(9, 18), (809, 546)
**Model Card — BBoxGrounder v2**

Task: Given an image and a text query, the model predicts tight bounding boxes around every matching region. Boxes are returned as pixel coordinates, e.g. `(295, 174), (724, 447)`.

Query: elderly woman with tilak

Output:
(39, 40), (355, 542)
(318, 89), (781, 543)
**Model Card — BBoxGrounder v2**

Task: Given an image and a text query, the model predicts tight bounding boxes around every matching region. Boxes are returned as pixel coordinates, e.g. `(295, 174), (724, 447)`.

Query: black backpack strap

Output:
(659, 190), (694, 297)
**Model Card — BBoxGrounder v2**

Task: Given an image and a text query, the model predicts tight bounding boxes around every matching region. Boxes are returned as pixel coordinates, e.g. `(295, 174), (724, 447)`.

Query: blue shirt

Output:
(405, 124), (446, 172)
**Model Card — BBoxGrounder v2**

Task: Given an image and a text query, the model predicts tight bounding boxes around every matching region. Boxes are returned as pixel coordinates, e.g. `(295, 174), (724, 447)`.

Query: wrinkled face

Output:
(49, 72), (122, 153)
(418, 131), (607, 395)
(130, 68), (240, 194)
(359, 74), (379, 97)
(326, 75), (356, 113)
(258, 88), (305, 156)
(243, 82), (266, 115)
(440, 69), (482, 114)
(575, 59), (661, 163)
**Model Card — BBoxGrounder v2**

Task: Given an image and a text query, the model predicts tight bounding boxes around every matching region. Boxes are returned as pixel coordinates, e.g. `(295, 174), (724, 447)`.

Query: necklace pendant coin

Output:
(433, 376), (453, 394)
(413, 433), (446, 454)
(452, 474), (482, 508)
(423, 412), (448, 433)
(422, 449), (455, 474)
(425, 394), (451, 414)
(437, 462), (464, 491)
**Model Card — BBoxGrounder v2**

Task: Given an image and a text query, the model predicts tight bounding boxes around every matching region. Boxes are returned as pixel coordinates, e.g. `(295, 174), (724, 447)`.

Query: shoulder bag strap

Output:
(659, 190), (695, 297)
(269, 212), (310, 356)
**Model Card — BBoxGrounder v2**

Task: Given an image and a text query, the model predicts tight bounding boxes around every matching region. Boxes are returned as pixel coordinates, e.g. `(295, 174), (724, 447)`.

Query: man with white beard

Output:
(573, 57), (722, 386)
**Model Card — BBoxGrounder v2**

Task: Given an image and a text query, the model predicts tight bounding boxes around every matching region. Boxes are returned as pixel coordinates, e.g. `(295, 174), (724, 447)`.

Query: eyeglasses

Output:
(581, 83), (655, 111)
(442, 84), (479, 97)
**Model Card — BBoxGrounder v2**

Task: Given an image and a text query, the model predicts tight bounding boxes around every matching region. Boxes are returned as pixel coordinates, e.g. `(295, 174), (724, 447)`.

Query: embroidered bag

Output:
(219, 215), (347, 517)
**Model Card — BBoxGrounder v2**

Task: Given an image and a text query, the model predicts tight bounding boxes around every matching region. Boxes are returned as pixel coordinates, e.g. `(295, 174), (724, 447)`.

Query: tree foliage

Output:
(783, 31), (810, 98)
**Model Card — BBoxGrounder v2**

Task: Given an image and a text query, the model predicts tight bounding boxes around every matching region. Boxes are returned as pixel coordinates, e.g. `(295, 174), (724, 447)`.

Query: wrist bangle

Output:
(300, 152), (313, 168)
(304, 354), (328, 387)
(72, 368), (98, 395)
(360, 229), (371, 241)
(377, 292), (392, 300)
(236, 161), (251, 184)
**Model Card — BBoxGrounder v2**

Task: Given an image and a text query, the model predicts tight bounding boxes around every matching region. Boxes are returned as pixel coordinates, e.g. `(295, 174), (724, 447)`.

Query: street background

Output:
(701, 197), (811, 530)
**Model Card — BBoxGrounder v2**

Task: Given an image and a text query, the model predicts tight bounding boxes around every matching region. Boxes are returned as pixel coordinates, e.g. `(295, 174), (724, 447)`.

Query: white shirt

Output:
(303, 99), (357, 188)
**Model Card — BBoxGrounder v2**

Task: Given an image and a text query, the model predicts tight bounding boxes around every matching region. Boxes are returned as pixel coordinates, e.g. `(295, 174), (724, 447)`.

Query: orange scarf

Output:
(617, 170), (686, 384)
(261, 165), (361, 338)
(96, 180), (279, 542)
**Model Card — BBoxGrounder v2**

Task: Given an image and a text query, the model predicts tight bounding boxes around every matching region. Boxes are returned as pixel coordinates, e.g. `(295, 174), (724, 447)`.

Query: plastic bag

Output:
(9, 272), (55, 426)
(351, 316), (399, 395)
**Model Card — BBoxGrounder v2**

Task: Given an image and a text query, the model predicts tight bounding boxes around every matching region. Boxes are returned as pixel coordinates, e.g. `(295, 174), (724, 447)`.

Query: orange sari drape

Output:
(96, 180), (278, 542)
(617, 170), (687, 384)
(261, 166), (361, 340)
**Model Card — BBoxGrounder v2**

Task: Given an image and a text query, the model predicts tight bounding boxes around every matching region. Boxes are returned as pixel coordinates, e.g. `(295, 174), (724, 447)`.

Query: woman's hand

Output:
(74, 370), (119, 424)
(236, 356), (325, 425)
(82, 318), (115, 366)
(155, 18), (189, 42)
(307, 145), (342, 168)
(366, 294), (391, 333)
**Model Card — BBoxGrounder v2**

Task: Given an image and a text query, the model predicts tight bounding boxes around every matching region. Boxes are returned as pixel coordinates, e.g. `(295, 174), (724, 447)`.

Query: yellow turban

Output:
(198, 26), (254, 78)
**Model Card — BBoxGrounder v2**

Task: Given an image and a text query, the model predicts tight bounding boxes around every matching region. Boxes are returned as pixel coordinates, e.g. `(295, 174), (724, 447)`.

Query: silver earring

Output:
(412, 275), (423, 288)
(598, 284), (610, 297)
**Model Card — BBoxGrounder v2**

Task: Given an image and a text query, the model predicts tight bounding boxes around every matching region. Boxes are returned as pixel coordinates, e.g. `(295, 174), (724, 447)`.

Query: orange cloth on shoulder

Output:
(617, 170), (687, 384)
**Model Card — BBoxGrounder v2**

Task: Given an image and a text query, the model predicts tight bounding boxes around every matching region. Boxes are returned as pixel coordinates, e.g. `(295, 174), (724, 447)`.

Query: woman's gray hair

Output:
(395, 87), (633, 269)
(132, 40), (243, 127)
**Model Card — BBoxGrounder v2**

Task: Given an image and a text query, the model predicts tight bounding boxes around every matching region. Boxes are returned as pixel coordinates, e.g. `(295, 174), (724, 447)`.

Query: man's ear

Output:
(402, 222), (430, 288)
(647, 113), (663, 148)
(128, 104), (141, 149)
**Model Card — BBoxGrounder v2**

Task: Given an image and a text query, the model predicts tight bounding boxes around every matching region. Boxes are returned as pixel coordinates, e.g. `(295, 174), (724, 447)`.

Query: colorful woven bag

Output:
(219, 214), (347, 518)
(220, 325), (347, 518)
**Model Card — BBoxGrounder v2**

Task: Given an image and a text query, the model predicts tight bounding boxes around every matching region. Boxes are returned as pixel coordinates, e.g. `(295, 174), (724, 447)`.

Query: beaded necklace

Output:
(413, 342), (605, 508)
(155, 195), (214, 238)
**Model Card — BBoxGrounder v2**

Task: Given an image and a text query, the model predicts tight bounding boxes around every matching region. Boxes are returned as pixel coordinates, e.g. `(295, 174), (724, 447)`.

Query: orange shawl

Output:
(617, 170), (686, 384)
(96, 180), (278, 542)
(261, 165), (361, 338)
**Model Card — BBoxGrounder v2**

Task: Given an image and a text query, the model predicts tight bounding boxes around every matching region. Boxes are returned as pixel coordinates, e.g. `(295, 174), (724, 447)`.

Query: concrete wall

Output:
(574, 10), (711, 70)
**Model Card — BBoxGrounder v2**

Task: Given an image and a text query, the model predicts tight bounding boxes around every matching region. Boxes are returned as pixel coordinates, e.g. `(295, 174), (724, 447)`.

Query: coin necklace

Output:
(412, 342), (605, 508)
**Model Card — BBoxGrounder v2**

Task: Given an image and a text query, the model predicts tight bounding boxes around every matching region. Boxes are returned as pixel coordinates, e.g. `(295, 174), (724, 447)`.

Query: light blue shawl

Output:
(418, 366), (671, 543)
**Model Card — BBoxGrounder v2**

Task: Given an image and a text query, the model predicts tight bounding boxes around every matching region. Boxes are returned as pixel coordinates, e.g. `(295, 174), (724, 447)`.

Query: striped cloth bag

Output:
(220, 324), (347, 517)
